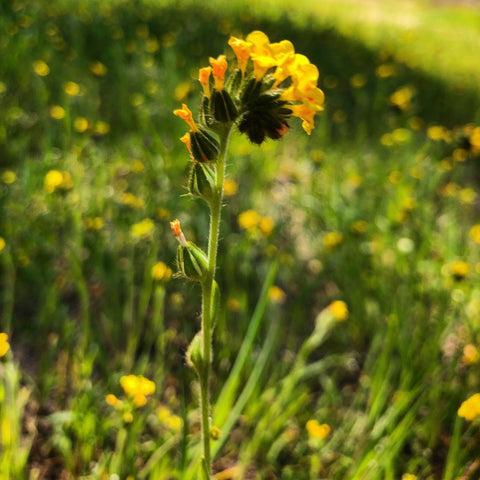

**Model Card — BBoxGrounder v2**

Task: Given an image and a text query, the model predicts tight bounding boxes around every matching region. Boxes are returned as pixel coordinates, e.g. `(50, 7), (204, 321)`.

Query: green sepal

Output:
(224, 68), (243, 96)
(199, 96), (214, 127)
(176, 241), (208, 282)
(186, 331), (206, 376)
(190, 128), (219, 163)
(188, 161), (216, 202)
(212, 90), (238, 123)
(240, 77), (262, 106)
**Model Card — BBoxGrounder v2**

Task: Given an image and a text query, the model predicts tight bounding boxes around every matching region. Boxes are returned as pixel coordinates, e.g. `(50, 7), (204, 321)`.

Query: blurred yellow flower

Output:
(131, 219), (154, 238)
(73, 117), (89, 133)
(156, 207), (171, 220)
(268, 285), (286, 304)
(258, 216), (274, 237)
(0, 237), (5, 253)
(375, 63), (397, 78)
(93, 121), (110, 135)
(49, 105), (65, 120)
(351, 220), (367, 234)
(44, 170), (73, 194)
(388, 170), (402, 184)
(131, 160), (144, 173)
(463, 344), (480, 365)
(401, 475), (417, 480)
(223, 178), (238, 196)
(121, 192), (145, 209)
(158, 404), (184, 432)
(470, 225), (480, 244)
(146, 37), (160, 53)
(427, 125), (449, 141)
(323, 231), (343, 250)
(123, 412), (133, 423)
(453, 148), (468, 162)
(85, 217), (103, 230)
(306, 420), (330, 439)
(0, 333), (10, 357)
(151, 261), (173, 282)
(120, 374), (155, 407)
(459, 188), (476, 205)
(105, 394), (120, 406)
(450, 261), (470, 280)
(2, 170), (16, 184)
(238, 209), (261, 231)
(458, 393), (480, 421)
(89, 61), (108, 76)
(329, 300), (349, 321)
(227, 298), (241, 312)
(350, 73), (367, 88)
(390, 85), (415, 111)
(33, 60), (50, 76)
(63, 81), (80, 96)
(408, 116), (424, 131)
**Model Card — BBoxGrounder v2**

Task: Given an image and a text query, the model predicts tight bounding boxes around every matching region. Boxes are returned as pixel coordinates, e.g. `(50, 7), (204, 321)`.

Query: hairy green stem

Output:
(199, 125), (232, 478)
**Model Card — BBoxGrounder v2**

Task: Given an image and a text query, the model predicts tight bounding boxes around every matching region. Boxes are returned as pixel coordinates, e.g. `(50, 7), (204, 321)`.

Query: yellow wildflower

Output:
(329, 300), (349, 321)
(376, 64), (397, 78)
(458, 393), (480, 421)
(463, 344), (480, 365)
(401, 475), (417, 480)
(470, 224), (480, 244)
(209, 55), (228, 91)
(228, 36), (251, 75)
(33, 60), (50, 76)
(120, 374), (155, 402)
(238, 209), (260, 231)
(0, 333), (10, 357)
(105, 394), (120, 406)
(151, 261), (173, 282)
(123, 412), (133, 423)
(258, 216), (274, 237)
(390, 85), (415, 111)
(173, 104), (199, 132)
(49, 105), (65, 120)
(2, 170), (17, 184)
(350, 73), (367, 88)
(427, 125), (448, 141)
(73, 117), (89, 133)
(93, 121), (110, 135)
(44, 170), (73, 194)
(223, 178), (238, 196)
(323, 231), (343, 250)
(63, 81), (80, 96)
(199, 67), (212, 98)
(89, 61), (107, 76)
(450, 261), (470, 280)
(0, 237), (5, 253)
(85, 217), (104, 230)
(131, 219), (154, 239)
(268, 285), (286, 304)
(306, 420), (330, 439)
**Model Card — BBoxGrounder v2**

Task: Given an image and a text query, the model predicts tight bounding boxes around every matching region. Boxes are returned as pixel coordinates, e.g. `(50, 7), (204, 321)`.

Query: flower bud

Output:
(186, 331), (206, 376)
(176, 241), (209, 282)
(190, 128), (219, 163)
(188, 161), (216, 202)
(211, 89), (238, 123)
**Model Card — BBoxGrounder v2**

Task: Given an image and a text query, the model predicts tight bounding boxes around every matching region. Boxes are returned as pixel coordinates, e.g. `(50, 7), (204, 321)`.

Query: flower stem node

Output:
(211, 89), (238, 123)
(190, 128), (220, 163)
(176, 241), (209, 282)
(188, 161), (216, 202)
(186, 331), (207, 376)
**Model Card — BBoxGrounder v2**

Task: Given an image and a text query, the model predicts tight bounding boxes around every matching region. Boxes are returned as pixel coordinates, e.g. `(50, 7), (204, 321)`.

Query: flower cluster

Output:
(111, 374), (156, 408)
(174, 30), (324, 158)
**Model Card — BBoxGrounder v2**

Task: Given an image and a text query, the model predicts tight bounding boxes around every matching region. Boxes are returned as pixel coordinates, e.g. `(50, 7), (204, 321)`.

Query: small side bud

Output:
(176, 241), (209, 282)
(186, 331), (206, 376)
(188, 162), (216, 202)
(190, 128), (220, 163)
(211, 89), (238, 123)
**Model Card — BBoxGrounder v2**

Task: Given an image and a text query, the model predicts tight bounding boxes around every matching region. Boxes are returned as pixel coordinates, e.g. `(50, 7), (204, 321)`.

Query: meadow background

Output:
(2, 0), (480, 478)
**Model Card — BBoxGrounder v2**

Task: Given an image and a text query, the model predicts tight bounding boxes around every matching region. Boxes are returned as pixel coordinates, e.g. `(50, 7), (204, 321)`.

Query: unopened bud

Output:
(190, 128), (219, 163)
(186, 331), (206, 375)
(188, 162), (216, 202)
(212, 89), (238, 123)
(176, 241), (209, 282)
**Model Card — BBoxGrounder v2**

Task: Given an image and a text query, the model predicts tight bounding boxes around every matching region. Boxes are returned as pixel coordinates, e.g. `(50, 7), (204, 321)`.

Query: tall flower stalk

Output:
(171, 31), (324, 477)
